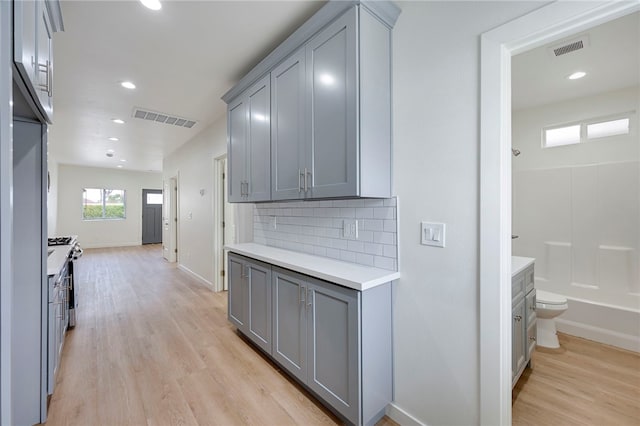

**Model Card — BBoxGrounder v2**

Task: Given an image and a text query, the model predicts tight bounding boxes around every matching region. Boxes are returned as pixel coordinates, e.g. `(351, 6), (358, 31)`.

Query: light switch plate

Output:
(421, 222), (446, 247)
(343, 219), (358, 240)
(269, 216), (277, 230)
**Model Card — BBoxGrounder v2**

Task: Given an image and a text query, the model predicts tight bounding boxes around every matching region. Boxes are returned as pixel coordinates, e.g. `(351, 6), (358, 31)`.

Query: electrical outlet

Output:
(269, 216), (277, 230)
(343, 219), (358, 240)
(421, 222), (446, 247)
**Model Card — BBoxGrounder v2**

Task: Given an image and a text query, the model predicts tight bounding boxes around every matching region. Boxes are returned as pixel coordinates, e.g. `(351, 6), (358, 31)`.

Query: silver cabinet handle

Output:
(298, 169), (303, 193)
(299, 285), (305, 304)
(306, 288), (312, 308)
(303, 167), (308, 192)
(305, 168), (311, 193)
(38, 60), (51, 96)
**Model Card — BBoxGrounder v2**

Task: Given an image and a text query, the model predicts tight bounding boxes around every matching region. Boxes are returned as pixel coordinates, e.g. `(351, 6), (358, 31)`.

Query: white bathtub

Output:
(554, 296), (640, 352)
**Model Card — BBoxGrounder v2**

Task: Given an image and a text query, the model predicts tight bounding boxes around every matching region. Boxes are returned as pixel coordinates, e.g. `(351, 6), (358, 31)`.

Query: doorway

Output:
(142, 189), (162, 244)
(479, 2), (640, 424)
(214, 155), (235, 292)
(162, 177), (179, 262)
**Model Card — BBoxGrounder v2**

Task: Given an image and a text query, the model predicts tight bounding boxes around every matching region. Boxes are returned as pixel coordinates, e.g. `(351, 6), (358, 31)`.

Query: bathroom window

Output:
(543, 124), (581, 147)
(542, 112), (633, 148)
(586, 117), (630, 139)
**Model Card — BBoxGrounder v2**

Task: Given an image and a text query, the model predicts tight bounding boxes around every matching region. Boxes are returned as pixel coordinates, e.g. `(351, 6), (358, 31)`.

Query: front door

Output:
(142, 189), (162, 244)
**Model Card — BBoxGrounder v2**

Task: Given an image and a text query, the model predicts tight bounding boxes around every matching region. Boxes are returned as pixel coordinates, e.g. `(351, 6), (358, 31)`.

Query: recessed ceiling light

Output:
(108, 137), (119, 141)
(140, 0), (161, 11)
(106, 149), (115, 154)
(121, 81), (136, 90)
(112, 118), (125, 124)
(567, 71), (586, 80)
(117, 165), (123, 168)
(120, 159), (127, 163)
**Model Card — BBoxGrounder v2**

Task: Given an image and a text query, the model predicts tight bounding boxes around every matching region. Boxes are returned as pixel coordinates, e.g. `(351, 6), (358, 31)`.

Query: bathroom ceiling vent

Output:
(548, 35), (590, 57)
(131, 107), (197, 129)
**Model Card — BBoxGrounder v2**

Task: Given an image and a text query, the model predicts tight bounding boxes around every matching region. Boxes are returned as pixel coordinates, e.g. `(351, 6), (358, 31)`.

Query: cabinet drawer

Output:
(524, 265), (535, 294)
(511, 272), (525, 306)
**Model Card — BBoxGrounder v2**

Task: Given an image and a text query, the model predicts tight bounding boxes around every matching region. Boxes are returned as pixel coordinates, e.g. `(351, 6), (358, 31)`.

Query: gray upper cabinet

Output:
(271, 49), (306, 201)
(224, 1), (400, 203)
(227, 76), (271, 202)
(14, 1), (37, 87)
(13, 0), (62, 124)
(305, 7), (358, 199)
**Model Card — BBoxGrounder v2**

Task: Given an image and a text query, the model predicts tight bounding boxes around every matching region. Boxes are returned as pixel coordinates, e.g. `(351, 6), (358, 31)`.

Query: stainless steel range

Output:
(47, 236), (82, 327)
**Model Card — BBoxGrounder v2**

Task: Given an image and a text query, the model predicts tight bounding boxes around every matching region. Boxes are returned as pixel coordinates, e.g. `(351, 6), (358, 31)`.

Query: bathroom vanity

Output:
(511, 256), (537, 387)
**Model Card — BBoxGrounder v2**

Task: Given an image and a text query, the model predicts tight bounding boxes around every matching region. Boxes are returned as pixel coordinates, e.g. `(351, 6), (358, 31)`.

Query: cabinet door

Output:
(14, 1), (38, 86)
(246, 261), (272, 354)
(246, 76), (271, 202)
(227, 254), (247, 331)
(272, 269), (307, 383)
(306, 279), (359, 424)
(36, 1), (53, 122)
(227, 97), (247, 202)
(512, 298), (526, 382)
(271, 49), (306, 200)
(306, 7), (357, 198)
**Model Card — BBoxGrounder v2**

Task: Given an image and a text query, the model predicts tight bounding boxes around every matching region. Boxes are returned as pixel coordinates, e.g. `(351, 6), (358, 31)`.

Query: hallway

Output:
(44, 245), (349, 425)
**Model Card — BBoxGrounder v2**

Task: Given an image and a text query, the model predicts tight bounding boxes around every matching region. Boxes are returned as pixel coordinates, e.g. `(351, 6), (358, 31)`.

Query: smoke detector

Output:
(131, 107), (197, 129)
(547, 34), (590, 57)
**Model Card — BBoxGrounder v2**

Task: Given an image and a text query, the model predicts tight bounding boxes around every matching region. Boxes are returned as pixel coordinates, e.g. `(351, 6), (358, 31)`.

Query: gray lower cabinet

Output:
(512, 263), (536, 387)
(227, 253), (272, 353)
(227, 75), (271, 202)
(229, 254), (392, 426)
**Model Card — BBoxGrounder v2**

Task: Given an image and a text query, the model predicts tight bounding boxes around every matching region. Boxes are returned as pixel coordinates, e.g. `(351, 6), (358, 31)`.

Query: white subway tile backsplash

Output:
(374, 207), (394, 220)
(254, 197), (398, 271)
(356, 252), (375, 267)
(383, 244), (397, 259)
(355, 207), (374, 219)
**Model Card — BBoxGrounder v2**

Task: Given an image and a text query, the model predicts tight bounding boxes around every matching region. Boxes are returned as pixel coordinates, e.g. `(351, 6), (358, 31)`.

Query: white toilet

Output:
(535, 290), (568, 348)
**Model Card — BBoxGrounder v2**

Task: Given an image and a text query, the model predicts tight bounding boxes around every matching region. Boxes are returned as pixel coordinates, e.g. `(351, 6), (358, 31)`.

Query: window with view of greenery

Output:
(82, 188), (126, 220)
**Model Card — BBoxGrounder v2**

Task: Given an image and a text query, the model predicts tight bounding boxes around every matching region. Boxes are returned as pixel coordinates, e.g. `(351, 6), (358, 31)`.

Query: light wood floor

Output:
(512, 332), (640, 425)
(44, 245), (398, 426)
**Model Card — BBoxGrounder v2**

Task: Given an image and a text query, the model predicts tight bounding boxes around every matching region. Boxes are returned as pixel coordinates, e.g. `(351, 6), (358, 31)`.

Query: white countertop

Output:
(512, 256), (535, 277)
(47, 245), (72, 277)
(225, 243), (400, 291)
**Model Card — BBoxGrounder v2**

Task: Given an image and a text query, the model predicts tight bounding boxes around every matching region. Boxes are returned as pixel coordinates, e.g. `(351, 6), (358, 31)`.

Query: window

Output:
(544, 124), (581, 147)
(586, 118), (630, 139)
(146, 192), (163, 205)
(542, 112), (633, 148)
(83, 188), (126, 220)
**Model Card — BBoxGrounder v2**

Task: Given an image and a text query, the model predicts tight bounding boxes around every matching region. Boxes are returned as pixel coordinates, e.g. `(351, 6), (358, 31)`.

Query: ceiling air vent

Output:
(131, 107), (198, 129)
(548, 35), (590, 57)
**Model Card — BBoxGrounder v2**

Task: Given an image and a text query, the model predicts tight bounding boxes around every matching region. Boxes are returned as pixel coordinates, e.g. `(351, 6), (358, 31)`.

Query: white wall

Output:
(46, 154), (59, 237)
(56, 164), (162, 248)
(163, 116), (253, 289)
(390, 2), (542, 424)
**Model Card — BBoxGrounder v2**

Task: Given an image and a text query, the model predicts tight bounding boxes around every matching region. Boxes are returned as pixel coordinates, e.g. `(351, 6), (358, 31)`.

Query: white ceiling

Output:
(512, 11), (639, 111)
(49, 0), (325, 172)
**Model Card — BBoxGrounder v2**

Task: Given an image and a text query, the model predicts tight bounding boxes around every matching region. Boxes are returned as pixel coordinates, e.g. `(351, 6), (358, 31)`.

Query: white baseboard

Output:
(386, 403), (426, 426)
(556, 318), (640, 353)
(81, 241), (141, 249)
(177, 264), (214, 290)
